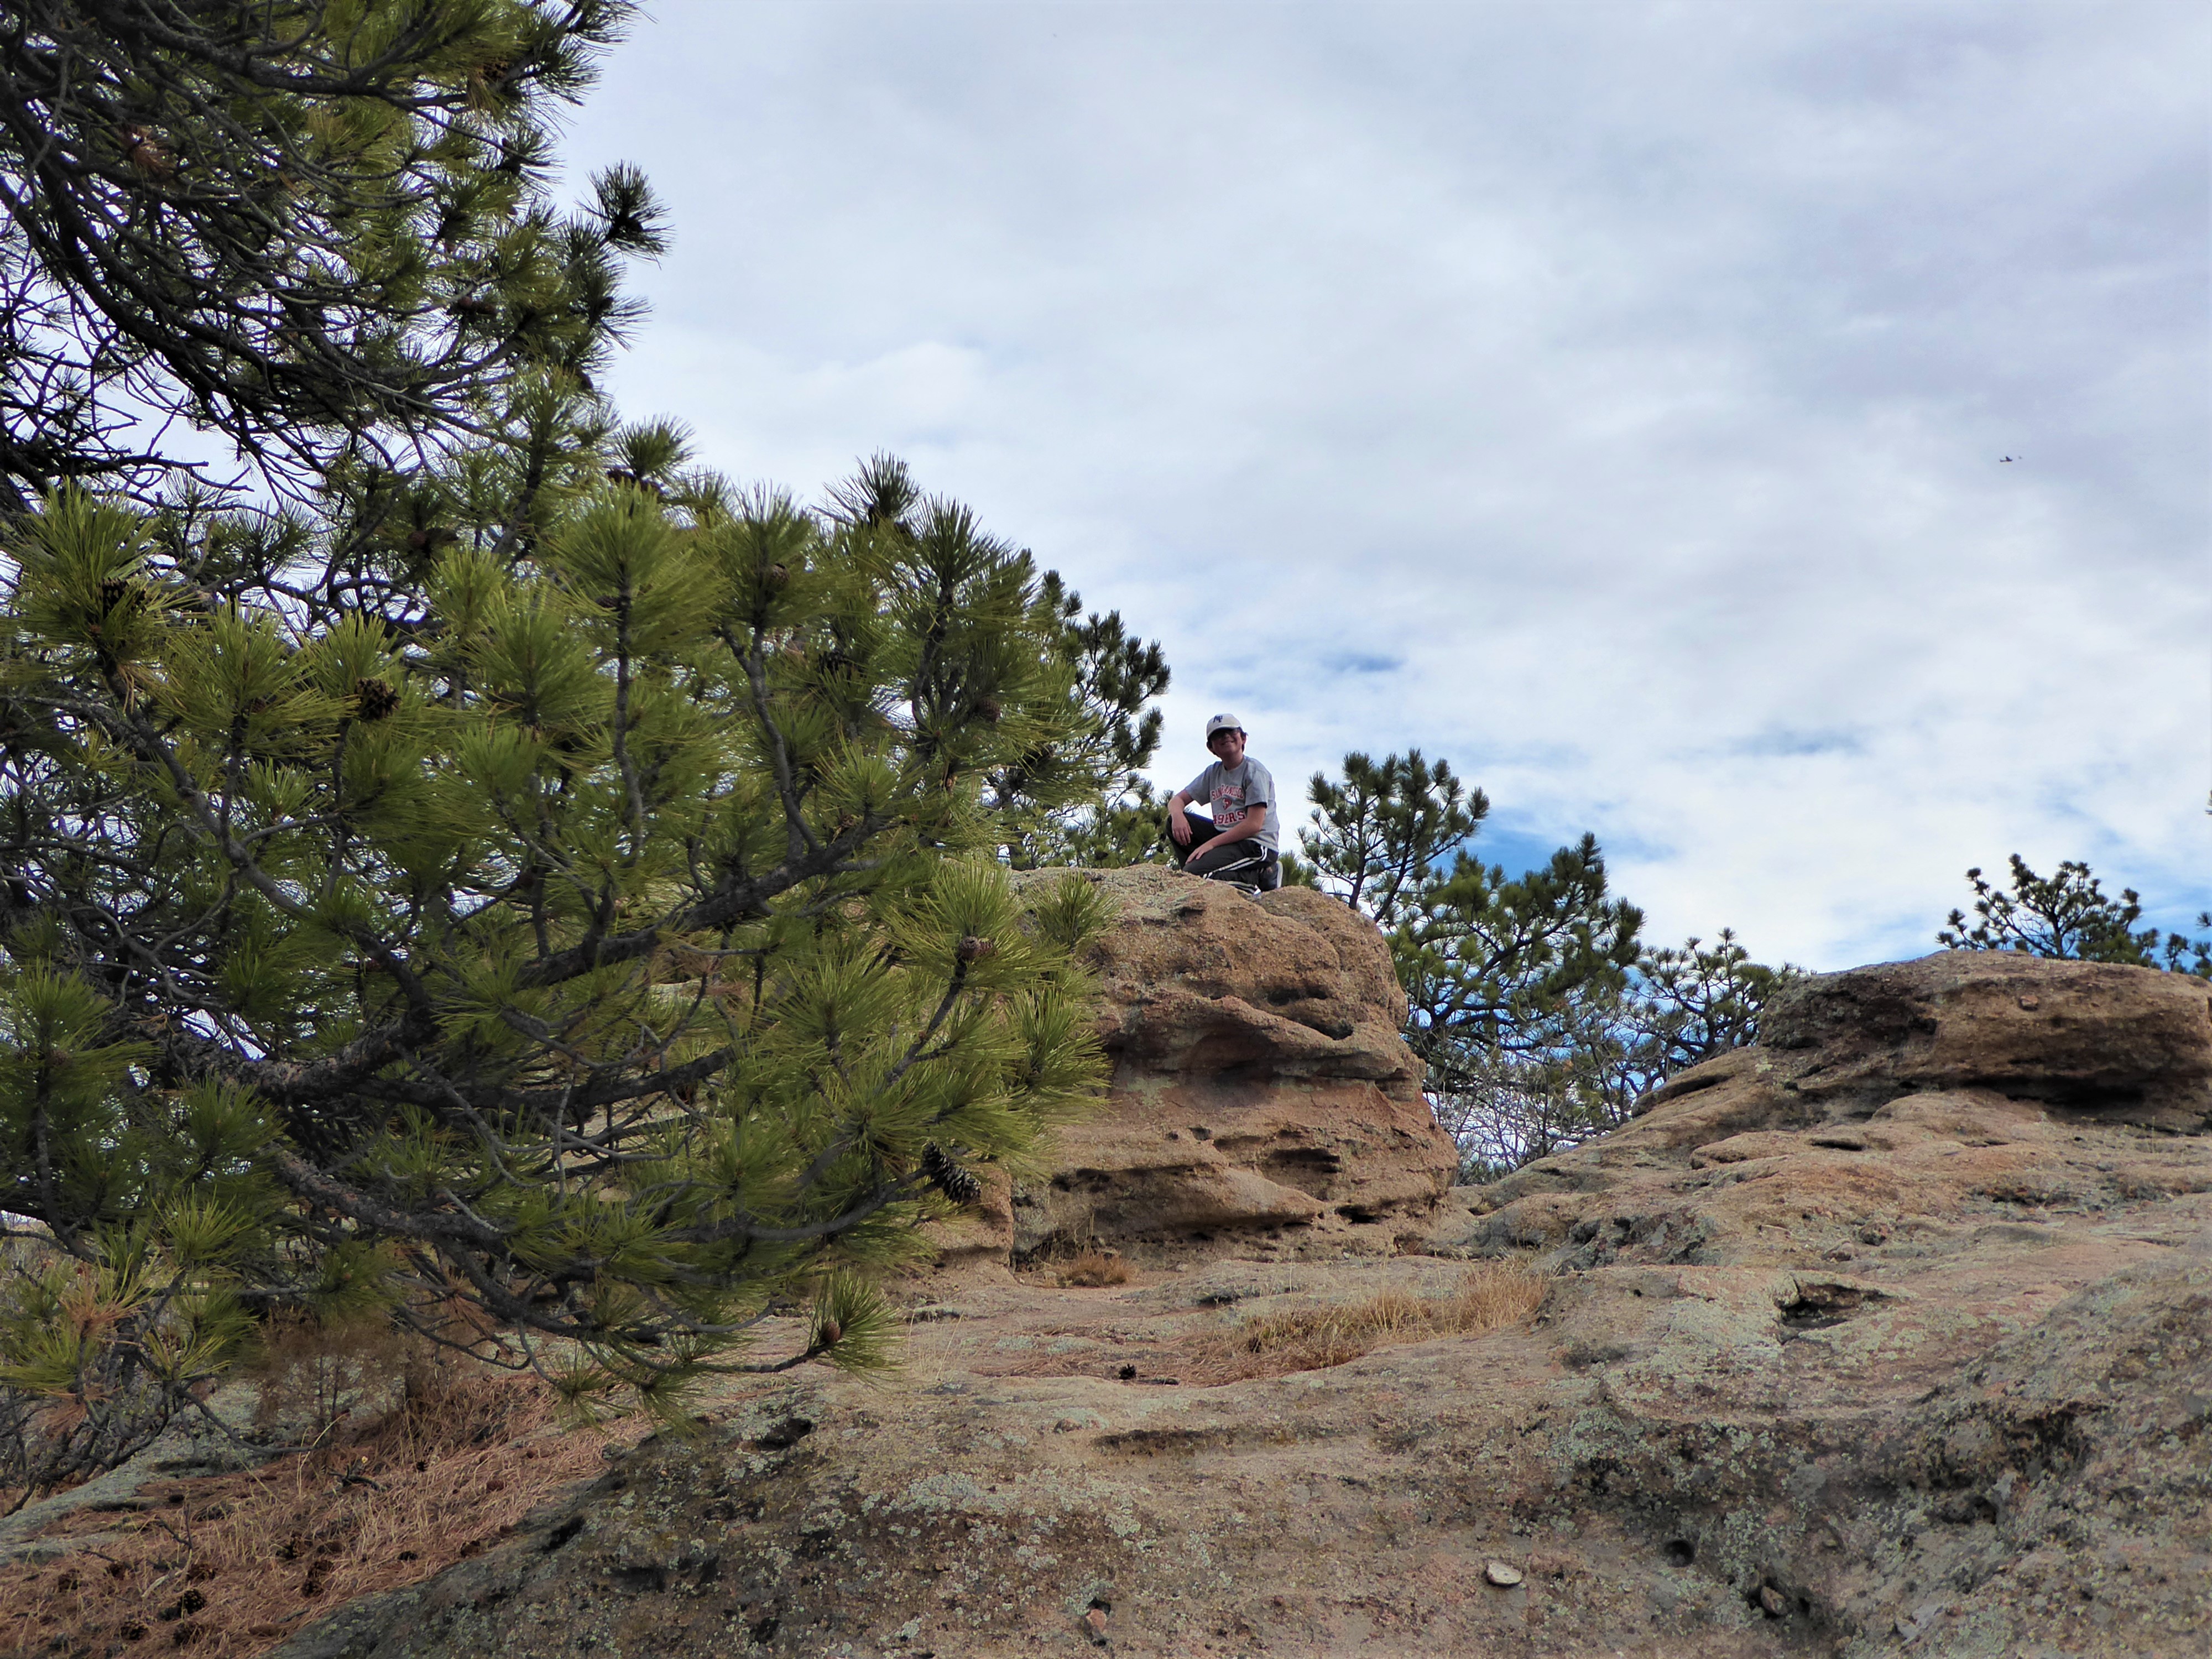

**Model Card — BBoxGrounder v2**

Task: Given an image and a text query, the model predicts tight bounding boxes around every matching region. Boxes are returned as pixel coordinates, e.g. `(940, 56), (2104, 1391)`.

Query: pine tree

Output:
(982, 569), (1170, 869)
(0, 0), (656, 512)
(1299, 749), (1796, 1178)
(0, 458), (1118, 1481)
(1299, 749), (1484, 923)
(1938, 855), (2210, 975)
(1398, 835), (1645, 1173)
(0, 6), (1159, 1500)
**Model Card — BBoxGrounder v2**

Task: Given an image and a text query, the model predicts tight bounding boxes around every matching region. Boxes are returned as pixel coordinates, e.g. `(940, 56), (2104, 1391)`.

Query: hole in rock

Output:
(1665, 1538), (1695, 1567)
(1777, 1282), (1884, 1329)
(754, 1415), (815, 1451)
(1264, 1145), (1343, 1197)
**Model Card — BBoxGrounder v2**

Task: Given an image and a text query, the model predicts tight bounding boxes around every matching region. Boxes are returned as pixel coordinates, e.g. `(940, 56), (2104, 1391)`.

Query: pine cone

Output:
(353, 677), (400, 721)
(121, 126), (175, 176)
(956, 936), (995, 964)
(921, 1142), (982, 1207)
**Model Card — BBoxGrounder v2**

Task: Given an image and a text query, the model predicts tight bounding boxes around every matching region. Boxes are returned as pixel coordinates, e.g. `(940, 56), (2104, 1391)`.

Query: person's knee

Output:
(1187, 842), (1256, 878)
(1168, 813), (1217, 865)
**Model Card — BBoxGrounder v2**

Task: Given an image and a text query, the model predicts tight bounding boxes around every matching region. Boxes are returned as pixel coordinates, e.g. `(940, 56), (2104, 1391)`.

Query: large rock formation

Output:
(1471, 950), (2212, 1258)
(987, 866), (1457, 1260)
(33, 951), (2212, 1658)
(1666, 950), (2212, 1131)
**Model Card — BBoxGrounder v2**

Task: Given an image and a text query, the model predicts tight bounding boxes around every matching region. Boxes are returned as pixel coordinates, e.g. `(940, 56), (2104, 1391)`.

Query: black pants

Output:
(1170, 812), (1280, 888)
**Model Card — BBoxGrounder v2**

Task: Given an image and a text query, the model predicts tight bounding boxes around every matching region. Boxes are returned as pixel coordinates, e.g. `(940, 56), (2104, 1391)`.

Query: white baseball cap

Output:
(1205, 713), (1245, 738)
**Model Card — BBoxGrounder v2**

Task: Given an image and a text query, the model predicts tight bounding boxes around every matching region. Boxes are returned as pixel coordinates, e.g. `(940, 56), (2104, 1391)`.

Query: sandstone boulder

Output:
(1001, 865), (1456, 1258)
(1648, 950), (2212, 1130)
(1472, 952), (2212, 1260)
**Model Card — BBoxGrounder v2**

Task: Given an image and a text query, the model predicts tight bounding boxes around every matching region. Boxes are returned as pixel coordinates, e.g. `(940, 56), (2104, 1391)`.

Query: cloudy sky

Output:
(558, 1), (2209, 972)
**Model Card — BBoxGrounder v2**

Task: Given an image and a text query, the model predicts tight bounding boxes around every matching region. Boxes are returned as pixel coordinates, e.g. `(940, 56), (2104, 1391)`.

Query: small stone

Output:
(1484, 1560), (1523, 1587)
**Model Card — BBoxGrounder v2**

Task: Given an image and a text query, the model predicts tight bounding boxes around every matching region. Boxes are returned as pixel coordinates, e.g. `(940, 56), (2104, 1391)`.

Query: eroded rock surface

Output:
(1000, 865), (1455, 1259)
(1693, 951), (2212, 1130)
(225, 954), (2211, 1656)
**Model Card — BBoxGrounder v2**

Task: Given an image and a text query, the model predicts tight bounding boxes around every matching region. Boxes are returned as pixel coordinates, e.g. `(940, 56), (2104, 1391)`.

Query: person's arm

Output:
(1207, 801), (1266, 846)
(1168, 782), (1200, 845)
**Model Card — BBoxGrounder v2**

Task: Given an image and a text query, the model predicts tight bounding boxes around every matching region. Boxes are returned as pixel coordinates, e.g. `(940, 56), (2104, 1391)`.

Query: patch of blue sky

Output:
(1322, 653), (1404, 677)
(2005, 796), (2212, 932)
(1728, 728), (1868, 759)
(1460, 821), (1563, 880)
(2142, 907), (2212, 957)
(1452, 818), (1611, 882)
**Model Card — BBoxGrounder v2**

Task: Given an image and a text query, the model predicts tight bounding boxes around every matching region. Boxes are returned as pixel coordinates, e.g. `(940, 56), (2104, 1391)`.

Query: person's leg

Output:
(1166, 810), (1223, 868)
(1186, 837), (1265, 878)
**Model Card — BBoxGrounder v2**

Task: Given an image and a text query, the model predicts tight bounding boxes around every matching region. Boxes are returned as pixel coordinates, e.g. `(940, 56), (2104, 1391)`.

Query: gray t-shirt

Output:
(1182, 757), (1277, 852)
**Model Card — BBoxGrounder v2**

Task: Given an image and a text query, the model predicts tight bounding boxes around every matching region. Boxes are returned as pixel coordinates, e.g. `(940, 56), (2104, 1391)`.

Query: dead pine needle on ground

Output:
(0, 1360), (640, 1659)
(1189, 1261), (1548, 1385)
(1055, 1249), (1133, 1288)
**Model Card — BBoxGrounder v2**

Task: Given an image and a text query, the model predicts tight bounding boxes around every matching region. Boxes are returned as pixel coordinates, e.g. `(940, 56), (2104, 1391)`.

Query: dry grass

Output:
(1187, 1262), (1547, 1385)
(243, 1312), (425, 1443)
(0, 1352), (637, 1658)
(1055, 1250), (1131, 1288)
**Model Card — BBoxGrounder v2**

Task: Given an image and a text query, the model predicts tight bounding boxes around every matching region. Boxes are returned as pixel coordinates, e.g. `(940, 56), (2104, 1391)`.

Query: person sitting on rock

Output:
(1166, 713), (1280, 889)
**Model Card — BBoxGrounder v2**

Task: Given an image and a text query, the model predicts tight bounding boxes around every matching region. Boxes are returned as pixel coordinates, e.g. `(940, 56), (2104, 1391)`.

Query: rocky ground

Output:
(255, 1129), (2207, 1657)
(11, 877), (2209, 1658)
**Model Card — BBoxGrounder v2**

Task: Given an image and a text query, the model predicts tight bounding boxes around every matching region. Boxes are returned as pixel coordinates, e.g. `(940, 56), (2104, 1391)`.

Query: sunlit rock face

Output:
(1003, 864), (1457, 1261)
(1732, 951), (2212, 1128)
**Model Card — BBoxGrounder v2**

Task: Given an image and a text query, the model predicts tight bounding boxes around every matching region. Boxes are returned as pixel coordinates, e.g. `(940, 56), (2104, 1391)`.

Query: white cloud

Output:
(560, 0), (2210, 968)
